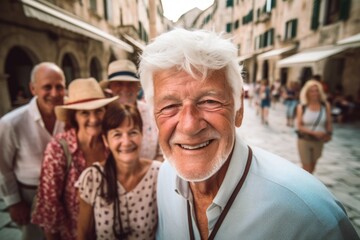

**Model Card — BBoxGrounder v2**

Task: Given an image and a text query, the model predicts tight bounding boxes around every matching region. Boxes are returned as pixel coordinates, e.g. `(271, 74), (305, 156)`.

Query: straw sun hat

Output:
(55, 78), (118, 122)
(100, 59), (139, 89)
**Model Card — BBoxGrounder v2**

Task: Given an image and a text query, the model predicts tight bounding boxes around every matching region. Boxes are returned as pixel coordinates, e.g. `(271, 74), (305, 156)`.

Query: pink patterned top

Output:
(31, 129), (89, 240)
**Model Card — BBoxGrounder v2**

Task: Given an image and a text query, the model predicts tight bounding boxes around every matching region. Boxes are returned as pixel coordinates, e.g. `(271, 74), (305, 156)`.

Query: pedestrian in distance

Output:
(296, 80), (333, 174)
(259, 79), (271, 125)
(283, 81), (300, 127)
(100, 59), (163, 161)
(0, 62), (66, 240)
(76, 103), (162, 240)
(139, 28), (359, 240)
(31, 78), (118, 240)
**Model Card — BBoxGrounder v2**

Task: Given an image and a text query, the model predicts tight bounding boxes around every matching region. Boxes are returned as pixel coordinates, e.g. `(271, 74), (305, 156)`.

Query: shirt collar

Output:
(28, 96), (42, 122)
(175, 134), (249, 208)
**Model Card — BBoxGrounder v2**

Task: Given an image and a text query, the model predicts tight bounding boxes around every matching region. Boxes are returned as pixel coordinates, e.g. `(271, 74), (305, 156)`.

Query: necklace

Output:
(187, 146), (253, 240)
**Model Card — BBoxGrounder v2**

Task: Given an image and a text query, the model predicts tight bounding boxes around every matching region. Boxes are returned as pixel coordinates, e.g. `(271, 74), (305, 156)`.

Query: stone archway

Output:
(5, 46), (36, 107)
(61, 53), (80, 85)
(89, 57), (102, 81)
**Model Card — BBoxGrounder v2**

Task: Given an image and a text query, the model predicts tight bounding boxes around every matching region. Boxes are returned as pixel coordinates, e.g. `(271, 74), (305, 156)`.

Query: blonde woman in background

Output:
(296, 80), (332, 173)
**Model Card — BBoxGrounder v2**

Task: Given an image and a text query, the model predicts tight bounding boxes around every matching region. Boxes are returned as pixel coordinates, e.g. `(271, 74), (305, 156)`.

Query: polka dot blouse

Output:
(76, 161), (162, 240)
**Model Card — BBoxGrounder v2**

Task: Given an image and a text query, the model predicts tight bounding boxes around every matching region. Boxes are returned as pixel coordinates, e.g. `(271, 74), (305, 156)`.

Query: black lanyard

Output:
(187, 146), (253, 240)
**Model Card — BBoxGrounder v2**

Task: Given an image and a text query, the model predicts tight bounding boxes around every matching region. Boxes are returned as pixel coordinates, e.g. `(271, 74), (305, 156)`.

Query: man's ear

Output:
(29, 82), (36, 96)
(235, 93), (244, 127)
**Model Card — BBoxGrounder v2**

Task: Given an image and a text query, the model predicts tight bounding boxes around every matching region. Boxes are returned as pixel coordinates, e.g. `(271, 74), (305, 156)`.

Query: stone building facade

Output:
(180, 0), (360, 100)
(0, 0), (169, 116)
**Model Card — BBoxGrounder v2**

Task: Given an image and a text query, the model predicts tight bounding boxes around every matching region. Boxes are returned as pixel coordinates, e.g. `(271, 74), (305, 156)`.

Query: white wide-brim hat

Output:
(100, 59), (139, 89)
(55, 78), (118, 122)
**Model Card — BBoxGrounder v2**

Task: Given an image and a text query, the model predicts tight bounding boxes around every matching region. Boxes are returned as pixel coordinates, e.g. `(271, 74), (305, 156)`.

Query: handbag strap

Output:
(57, 138), (72, 201)
(311, 104), (323, 130)
(58, 138), (72, 175)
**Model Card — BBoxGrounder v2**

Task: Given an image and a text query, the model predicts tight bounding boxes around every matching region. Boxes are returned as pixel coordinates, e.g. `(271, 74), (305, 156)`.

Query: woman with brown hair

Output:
(76, 103), (162, 240)
(296, 80), (332, 173)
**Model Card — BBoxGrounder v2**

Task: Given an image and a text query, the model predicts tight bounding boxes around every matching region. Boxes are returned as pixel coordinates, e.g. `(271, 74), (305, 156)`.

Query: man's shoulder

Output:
(249, 147), (346, 217)
(0, 104), (30, 126)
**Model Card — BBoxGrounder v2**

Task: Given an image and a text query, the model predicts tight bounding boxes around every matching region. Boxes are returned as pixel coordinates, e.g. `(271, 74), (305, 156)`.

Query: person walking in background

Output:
(283, 81), (300, 127)
(100, 60), (163, 161)
(271, 79), (281, 109)
(296, 80), (332, 174)
(0, 62), (66, 240)
(139, 28), (358, 240)
(76, 103), (162, 240)
(259, 79), (271, 125)
(31, 78), (117, 240)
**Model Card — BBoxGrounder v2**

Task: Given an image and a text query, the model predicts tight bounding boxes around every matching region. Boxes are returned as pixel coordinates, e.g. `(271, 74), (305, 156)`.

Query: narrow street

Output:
(239, 98), (360, 235)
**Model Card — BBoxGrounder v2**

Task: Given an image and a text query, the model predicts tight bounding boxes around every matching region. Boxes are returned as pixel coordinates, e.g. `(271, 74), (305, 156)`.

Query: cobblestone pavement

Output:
(1, 99), (359, 239)
(239, 99), (360, 235)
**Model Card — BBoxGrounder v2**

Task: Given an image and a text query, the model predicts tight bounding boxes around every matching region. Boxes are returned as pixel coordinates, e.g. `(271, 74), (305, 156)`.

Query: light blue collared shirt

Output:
(156, 134), (358, 240)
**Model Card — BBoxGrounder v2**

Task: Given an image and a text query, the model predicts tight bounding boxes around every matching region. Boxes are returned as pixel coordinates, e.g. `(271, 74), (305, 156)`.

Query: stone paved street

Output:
(239, 99), (360, 235)
(0, 99), (359, 239)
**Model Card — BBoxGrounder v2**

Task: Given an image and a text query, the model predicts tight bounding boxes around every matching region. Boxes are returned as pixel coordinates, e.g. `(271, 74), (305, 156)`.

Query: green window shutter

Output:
(226, 0), (234, 7)
(292, 19), (298, 38)
(311, 0), (320, 30)
(226, 23), (232, 32)
(235, 20), (239, 29)
(264, 32), (268, 47)
(340, 0), (351, 20)
(271, 0), (276, 8)
(270, 29), (274, 45)
(249, 10), (253, 21)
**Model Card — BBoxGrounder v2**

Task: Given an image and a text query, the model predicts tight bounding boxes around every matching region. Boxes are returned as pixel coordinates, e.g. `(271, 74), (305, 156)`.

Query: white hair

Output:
(139, 28), (243, 113)
(30, 62), (65, 84)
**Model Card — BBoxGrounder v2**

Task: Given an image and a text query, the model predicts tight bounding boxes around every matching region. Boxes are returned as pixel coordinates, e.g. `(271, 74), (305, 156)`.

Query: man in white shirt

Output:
(139, 29), (359, 239)
(0, 62), (66, 240)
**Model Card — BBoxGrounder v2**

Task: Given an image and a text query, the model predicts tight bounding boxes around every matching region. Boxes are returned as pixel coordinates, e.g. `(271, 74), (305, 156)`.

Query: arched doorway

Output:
(61, 53), (79, 85)
(90, 57), (102, 81)
(262, 60), (269, 80)
(299, 67), (313, 87)
(5, 47), (35, 107)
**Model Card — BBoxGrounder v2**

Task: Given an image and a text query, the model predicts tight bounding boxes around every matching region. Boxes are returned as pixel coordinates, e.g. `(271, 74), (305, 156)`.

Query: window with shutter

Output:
(311, 0), (320, 30)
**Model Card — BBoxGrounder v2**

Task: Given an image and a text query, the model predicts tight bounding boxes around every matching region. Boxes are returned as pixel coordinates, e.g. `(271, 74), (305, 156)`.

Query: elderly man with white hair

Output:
(139, 28), (358, 240)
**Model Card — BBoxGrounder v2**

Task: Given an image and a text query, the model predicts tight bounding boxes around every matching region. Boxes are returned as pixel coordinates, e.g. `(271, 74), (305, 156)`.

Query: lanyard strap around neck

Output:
(187, 146), (253, 240)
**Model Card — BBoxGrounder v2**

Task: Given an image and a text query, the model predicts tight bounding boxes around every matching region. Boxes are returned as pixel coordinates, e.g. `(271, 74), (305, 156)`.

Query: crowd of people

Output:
(0, 28), (359, 240)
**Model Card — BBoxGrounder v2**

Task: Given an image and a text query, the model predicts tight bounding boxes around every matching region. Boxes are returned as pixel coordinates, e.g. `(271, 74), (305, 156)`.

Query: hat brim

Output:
(100, 77), (139, 89)
(55, 96), (118, 122)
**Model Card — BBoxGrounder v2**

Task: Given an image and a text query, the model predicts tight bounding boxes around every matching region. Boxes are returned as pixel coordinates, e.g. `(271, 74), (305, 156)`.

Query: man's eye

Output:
(160, 104), (180, 115)
(56, 85), (65, 91)
(198, 100), (223, 110)
(43, 86), (52, 91)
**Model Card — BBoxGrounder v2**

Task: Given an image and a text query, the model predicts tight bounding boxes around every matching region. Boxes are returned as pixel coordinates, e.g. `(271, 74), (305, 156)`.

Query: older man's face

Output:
(153, 69), (242, 182)
(30, 66), (65, 116)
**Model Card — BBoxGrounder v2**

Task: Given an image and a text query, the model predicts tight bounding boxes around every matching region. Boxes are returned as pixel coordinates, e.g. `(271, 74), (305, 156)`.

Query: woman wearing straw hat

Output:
(101, 59), (163, 161)
(31, 78), (118, 240)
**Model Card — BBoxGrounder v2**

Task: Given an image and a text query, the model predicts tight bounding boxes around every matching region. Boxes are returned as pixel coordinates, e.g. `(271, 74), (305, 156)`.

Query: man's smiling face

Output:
(153, 69), (241, 182)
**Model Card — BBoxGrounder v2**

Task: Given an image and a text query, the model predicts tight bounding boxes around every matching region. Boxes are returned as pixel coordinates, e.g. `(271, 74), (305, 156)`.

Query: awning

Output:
(277, 45), (349, 67)
(337, 33), (360, 46)
(237, 54), (253, 62)
(21, 0), (133, 53)
(123, 34), (145, 50)
(257, 45), (296, 60)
